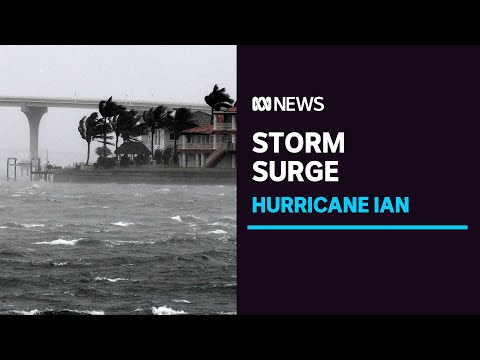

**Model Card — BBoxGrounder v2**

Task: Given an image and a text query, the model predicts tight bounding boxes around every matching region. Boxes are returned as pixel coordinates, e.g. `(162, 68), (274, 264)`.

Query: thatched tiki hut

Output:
(115, 142), (152, 166)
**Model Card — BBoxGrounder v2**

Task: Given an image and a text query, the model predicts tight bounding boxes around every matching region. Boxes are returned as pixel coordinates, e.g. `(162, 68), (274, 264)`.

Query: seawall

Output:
(52, 167), (236, 185)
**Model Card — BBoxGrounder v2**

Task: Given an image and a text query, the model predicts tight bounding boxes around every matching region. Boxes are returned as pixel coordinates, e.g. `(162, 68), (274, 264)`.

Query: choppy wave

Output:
(111, 222), (134, 227)
(65, 309), (104, 315)
(171, 215), (182, 222)
(185, 215), (206, 221)
(152, 306), (186, 315)
(12, 309), (43, 315)
(34, 238), (81, 246)
(12, 309), (104, 315)
(208, 230), (227, 234)
(105, 240), (155, 246)
(172, 299), (191, 304)
(95, 277), (128, 283)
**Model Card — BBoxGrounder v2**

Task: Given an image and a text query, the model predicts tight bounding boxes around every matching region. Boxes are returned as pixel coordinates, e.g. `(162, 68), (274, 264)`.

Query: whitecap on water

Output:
(111, 222), (134, 227)
(152, 306), (186, 315)
(34, 238), (81, 246)
(67, 309), (104, 315)
(20, 223), (45, 228)
(95, 277), (128, 283)
(208, 230), (227, 234)
(12, 309), (43, 315)
(171, 215), (182, 222)
(155, 188), (170, 192)
(172, 300), (191, 304)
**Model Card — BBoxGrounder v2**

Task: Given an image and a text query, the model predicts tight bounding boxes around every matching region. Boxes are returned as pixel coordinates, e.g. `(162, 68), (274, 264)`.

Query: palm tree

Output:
(118, 109), (149, 144)
(78, 112), (104, 165)
(99, 96), (126, 158)
(167, 108), (196, 164)
(142, 105), (168, 158)
(111, 109), (148, 159)
(204, 84), (235, 123)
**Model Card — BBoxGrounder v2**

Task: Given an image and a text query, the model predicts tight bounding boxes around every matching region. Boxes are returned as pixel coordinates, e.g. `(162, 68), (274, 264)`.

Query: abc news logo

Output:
(252, 96), (324, 112)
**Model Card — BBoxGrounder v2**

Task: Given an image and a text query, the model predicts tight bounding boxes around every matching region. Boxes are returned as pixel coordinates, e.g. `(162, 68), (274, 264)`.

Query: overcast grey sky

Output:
(0, 45), (236, 167)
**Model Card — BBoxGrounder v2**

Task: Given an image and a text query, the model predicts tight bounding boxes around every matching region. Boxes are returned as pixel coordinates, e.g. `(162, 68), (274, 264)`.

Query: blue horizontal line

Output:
(247, 225), (468, 231)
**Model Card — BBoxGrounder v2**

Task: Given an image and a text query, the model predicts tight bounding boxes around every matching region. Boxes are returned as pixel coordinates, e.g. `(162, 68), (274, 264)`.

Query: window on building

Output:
(170, 134), (179, 141)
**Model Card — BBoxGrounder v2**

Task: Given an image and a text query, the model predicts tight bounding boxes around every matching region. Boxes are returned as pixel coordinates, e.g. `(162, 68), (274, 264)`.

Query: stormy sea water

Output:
(0, 179), (236, 315)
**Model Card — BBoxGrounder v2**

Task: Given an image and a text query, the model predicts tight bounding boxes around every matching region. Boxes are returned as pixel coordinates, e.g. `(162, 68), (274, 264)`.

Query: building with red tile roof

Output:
(177, 107), (236, 168)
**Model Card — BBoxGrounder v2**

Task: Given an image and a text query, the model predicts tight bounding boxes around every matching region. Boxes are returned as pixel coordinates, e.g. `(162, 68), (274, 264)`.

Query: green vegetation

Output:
(154, 147), (174, 165)
(78, 85), (235, 169)
(167, 108), (196, 164)
(204, 84), (235, 123)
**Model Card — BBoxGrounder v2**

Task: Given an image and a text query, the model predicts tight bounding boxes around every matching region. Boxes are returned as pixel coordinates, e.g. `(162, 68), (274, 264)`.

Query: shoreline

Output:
(51, 167), (236, 185)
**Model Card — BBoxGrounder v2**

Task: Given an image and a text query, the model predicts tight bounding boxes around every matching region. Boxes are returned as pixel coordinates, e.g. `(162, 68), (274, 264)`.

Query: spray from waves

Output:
(171, 216), (182, 222)
(152, 306), (187, 315)
(34, 238), (82, 246)
(95, 277), (128, 283)
(111, 222), (134, 227)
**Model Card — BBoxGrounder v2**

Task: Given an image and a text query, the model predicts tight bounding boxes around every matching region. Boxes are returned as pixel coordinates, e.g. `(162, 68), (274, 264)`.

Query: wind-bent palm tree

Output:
(110, 109), (148, 159)
(142, 105), (168, 158)
(204, 84), (235, 123)
(118, 109), (149, 144)
(78, 112), (104, 165)
(99, 97), (126, 158)
(167, 108), (196, 163)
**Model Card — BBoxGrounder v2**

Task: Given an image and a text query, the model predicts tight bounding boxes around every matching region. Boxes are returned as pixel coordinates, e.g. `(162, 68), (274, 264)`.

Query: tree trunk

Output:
(103, 117), (108, 158)
(151, 128), (154, 160)
(115, 134), (119, 161)
(173, 137), (177, 164)
(86, 141), (90, 165)
(211, 108), (214, 124)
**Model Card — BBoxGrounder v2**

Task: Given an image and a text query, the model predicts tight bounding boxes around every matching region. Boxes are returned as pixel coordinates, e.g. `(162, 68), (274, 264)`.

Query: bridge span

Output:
(0, 96), (210, 160)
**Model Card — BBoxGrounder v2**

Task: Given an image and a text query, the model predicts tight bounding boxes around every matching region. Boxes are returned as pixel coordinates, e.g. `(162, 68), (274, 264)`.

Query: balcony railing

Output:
(181, 142), (236, 150)
(182, 143), (214, 150)
(214, 123), (235, 130)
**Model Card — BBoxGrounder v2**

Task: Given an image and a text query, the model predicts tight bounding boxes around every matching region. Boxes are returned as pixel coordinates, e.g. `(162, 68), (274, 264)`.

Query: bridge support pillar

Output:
(21, 106), (48, 160)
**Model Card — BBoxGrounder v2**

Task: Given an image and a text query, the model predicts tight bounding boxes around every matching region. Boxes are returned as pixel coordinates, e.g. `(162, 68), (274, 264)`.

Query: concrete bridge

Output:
(0, 96), (210, 160)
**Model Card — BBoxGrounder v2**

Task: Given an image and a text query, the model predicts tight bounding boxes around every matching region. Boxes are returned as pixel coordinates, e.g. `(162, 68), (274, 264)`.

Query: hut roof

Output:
(115, 141), (151, 155)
